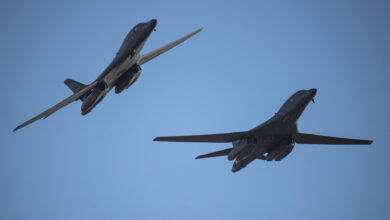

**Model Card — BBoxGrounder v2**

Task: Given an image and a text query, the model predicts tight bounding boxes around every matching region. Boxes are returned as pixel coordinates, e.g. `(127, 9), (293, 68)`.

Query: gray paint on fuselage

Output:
(13, 19), (203, 131)
(155, 89), (317, 172)
(231, 89), (317, 172)
(249, 89), (316, 137)
(80, 20), (157, 115)
(155, 88), (371, 173)
(97, 19), (157, 87)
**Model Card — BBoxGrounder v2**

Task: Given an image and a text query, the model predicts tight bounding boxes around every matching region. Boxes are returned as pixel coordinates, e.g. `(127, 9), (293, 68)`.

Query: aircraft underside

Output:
(81, 87), (108, 115)
(13, 22), (203, 132)
(114, 65), (142, 94)
(231, 137), (295, 172)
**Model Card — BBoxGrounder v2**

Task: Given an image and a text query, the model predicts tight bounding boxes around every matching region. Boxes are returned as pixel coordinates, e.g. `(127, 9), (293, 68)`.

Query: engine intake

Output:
(266, 139), (295, 161)
(97, 81), (108, 91)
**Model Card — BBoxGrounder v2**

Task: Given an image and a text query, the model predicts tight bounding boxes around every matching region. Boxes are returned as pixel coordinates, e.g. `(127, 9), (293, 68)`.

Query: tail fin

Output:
(64, 79), (89, 101)
(64, 79), (87, 94)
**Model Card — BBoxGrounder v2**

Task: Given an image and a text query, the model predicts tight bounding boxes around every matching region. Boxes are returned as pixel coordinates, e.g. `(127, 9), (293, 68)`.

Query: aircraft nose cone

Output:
(309, 88), (317, 96)
(149, 19), (157, 26)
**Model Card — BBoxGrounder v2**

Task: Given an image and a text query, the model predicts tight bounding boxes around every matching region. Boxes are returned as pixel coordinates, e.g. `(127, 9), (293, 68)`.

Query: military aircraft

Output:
(13, 19), (202, 131)
(154, 89), (373, 172)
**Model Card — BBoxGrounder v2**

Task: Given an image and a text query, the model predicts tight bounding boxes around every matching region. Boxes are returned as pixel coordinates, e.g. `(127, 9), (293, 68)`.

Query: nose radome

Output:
(309, 88), (317, 96)
(149, 19), (157, 26)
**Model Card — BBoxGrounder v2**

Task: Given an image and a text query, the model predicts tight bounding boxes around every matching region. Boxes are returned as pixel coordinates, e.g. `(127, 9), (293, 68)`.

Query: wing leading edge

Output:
(154, 131), (248, 143)
(294, 132), (373, 145)
(13, 81), (98, 132)
(139, 28), (202, 65)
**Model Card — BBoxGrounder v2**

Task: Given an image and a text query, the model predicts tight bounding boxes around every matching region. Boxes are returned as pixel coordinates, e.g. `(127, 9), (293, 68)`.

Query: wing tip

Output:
(153, 136), (182, 142)
(153, 137), (162, 141)
(13, 124), (24, 132)
(195, 154), (209, 159)
(188, 28), (203, 36)
(352, 139), (373, 145)
(64, 78), (71, 85)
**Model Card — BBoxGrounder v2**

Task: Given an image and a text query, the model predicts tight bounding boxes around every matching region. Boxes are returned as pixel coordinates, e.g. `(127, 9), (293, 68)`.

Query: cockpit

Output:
(276, 89), (317, 117)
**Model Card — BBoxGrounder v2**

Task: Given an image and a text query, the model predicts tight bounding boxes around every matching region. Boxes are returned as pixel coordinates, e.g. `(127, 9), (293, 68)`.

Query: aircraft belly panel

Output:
(104, 54), (139, 87)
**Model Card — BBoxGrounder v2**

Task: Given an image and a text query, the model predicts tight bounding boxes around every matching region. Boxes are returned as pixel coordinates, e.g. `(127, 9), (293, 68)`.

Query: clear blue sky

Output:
(1, 0), (389, 219)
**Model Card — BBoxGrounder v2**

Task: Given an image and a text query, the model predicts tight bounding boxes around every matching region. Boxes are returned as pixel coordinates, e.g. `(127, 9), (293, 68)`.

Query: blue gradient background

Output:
(1, 0), (389, 219)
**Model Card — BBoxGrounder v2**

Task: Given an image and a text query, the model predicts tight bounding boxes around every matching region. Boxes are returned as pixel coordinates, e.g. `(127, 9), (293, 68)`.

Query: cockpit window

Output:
(294, 91), (303, 95)
(133, 23), (143, 32)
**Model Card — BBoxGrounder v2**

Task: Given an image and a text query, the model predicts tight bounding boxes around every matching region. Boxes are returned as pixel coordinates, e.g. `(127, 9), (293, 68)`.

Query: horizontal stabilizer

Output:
(294, 132), (373, 145)
(154, 131), (248, 143)
(196, 148), (232, 159)
(139, 28), (202, 65)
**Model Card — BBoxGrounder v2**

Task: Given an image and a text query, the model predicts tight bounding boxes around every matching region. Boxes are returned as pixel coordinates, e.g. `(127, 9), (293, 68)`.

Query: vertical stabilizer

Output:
(64, 78), (90, 101)
(64, 79), (87, 94)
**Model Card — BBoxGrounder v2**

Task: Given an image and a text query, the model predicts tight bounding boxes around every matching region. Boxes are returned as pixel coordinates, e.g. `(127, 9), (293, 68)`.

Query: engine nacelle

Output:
(274, 143), (294, 161)
(115, 65), (142, 94)
(228, 136), (257, 161)
(81, 88), (106, 115)
(97, 81), (108, 91)
(266, 139), (295, 161)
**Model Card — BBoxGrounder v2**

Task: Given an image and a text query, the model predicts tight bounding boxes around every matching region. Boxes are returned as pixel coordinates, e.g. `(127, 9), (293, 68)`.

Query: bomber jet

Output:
(13, 19), (202, 131)
(154, 89), (373, 172)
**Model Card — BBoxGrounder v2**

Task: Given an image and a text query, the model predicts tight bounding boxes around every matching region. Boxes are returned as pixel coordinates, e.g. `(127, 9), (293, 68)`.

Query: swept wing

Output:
(139, 28), (202, 65)
(294, 132), (373, 145)
(13, 81), (98, 132)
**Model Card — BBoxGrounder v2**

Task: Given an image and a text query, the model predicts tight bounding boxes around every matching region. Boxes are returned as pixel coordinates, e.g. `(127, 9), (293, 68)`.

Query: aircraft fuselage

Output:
(230, 88), (317, 172)
(154, 88), (372, 172)
(81, 19), (157, 115)
(13, 20), (202, 132)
